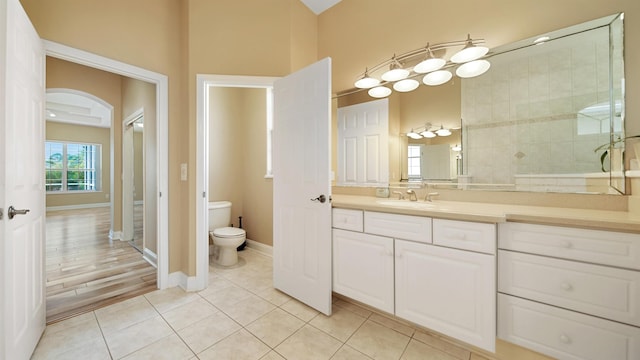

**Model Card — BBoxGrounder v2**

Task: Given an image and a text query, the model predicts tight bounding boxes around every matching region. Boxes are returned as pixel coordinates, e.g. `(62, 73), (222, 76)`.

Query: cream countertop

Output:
(331, 194), (640, 233)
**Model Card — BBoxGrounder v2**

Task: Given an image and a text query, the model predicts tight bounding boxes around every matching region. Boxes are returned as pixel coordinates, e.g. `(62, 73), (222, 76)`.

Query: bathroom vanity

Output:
(331, 194), (640, 359)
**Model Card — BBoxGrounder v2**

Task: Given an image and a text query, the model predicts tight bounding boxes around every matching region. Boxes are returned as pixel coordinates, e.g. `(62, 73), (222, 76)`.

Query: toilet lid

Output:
(213, 227), (245, 237)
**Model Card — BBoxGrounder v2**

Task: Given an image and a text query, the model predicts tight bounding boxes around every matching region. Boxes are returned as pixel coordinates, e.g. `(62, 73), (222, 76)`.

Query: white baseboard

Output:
(46, 202), (110, 212)
(143, 248), (158, 267)
(167, 271), (203, 292)
(109, 230), (123, 240)
(246, 239), (273, 256)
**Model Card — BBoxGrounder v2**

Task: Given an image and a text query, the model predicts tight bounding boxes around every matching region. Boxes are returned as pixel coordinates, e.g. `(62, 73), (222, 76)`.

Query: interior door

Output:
(273, 58), (332, 315)
(0, 0), (46, 359)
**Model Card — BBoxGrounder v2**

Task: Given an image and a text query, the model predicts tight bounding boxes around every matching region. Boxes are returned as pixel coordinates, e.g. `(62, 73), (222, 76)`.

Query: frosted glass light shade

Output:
(436, 126), (451, 136)
(422, 70), (453, 86)
(421, 130), (436, 138)
(368, 86), (392, 98)
(450, 45), (489, 63)
(393, 79), (419, 92)
(381, 68), (410, 82)
(456, 60), (491, 78)
(407, 130), (422, 139)
(413, 57), (446, 74)
(355, 76), (380, 89)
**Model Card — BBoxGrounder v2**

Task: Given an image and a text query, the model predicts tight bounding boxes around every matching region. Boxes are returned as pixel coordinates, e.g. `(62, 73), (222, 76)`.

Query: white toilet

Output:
(208, 201), (246, 266)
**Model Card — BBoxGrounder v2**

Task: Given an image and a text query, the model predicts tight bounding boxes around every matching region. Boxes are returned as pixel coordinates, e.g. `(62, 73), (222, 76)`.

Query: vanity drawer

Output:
(332, 208), (363, 232)
(433, 219), (496, 254)
(364, 211), (431, 243)
(498, 222), (640, 270)
(498, 250), (640, 327)
(498, 294), (640, 360)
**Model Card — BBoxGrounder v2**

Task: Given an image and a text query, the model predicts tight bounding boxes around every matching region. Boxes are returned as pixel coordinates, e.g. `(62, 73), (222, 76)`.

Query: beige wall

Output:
(209, 87), (273, 246)
(45, 122), (110, 207)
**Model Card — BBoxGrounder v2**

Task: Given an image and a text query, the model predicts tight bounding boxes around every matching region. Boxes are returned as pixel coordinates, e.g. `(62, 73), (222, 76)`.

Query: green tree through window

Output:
(45, 141), (101, 192)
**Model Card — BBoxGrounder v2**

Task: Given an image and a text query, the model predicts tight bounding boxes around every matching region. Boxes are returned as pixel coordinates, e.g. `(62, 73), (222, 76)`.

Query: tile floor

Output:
(32, 248), (493, 360)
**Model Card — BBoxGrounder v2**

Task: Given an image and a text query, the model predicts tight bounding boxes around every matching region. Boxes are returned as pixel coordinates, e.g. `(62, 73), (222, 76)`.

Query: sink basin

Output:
(375, 199), (436, 209)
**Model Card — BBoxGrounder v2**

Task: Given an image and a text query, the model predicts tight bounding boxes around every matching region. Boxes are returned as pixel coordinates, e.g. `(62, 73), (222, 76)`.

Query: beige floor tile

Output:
(331, 345), (373, 360)
(217, 293), (276, 326)
(198, 276), (236, 298)
(103, 315), (174, 359)
(161, 297), (219, 331)
(412, 330), (471, 360)
(334, 299), (373, 318)
(245, 308), (305, 347)
(369, 313), (415, 337)
(31, 315), (104, 359)
(275, 325), (343, 360)
(121, 333), (194, 360)
(42, 312), (96, 336)
(401, 339), (460, 360)
(255, 287), (291, 306)
(144, 287), (201, 314)
(95, 295), (158, 335)
(32, 337), (109, 360)
(310, 306), (367, 342)
(280, 299), (319, 322)
(177, 311), (241, 354)
(197, 329), (270, 360)
(202, 284), (253, 309)
(347, 320), (411, 360)
(260, 351), (286, 360)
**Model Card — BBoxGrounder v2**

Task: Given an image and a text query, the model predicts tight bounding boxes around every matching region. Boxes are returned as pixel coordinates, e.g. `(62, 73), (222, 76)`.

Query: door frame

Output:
(44, 41), (170, 289)
(195, 74), (278, 290)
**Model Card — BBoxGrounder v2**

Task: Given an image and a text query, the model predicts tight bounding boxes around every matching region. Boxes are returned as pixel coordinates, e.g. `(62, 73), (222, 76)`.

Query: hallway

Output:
(45, 207), (156, 324)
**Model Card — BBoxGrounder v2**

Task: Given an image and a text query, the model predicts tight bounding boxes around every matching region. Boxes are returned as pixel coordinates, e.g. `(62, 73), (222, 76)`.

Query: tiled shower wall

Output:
(461, 26), (618, 189)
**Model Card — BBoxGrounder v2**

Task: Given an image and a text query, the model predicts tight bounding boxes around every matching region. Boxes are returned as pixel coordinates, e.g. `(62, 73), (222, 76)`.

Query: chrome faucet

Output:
(406, 189), (418, 201)
(425, 192), (440, 202)
(392, 191), (405, 200)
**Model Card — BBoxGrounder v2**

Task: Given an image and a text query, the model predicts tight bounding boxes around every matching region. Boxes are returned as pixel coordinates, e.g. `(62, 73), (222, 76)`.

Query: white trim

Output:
(109, 230), (123, 241)
(246, 239), (273, 257)
(167, 271), (200, 292)
(196, 74), (279, 292)
(45, 40), (170, 290)
(134, 200), (144, 206)
(46, 202), (110, 212)
(143, 248), (158, 268)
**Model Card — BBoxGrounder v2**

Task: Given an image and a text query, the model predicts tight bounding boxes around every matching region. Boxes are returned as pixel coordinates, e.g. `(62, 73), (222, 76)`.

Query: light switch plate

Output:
(180, 163), (187, 181)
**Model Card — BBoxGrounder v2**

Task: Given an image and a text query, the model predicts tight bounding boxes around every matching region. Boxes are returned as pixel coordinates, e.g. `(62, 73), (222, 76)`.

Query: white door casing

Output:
(273, 58), (332, 315)
(336, 98), (389, 186)
(0, 0), (46, 358)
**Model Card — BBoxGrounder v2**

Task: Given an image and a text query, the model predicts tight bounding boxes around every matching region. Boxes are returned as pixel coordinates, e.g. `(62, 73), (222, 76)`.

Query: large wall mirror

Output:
(336, 13), (625, 195)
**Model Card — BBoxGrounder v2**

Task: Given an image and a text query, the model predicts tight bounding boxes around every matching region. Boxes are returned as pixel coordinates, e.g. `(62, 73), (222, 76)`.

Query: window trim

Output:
(45, 140), (102, 193)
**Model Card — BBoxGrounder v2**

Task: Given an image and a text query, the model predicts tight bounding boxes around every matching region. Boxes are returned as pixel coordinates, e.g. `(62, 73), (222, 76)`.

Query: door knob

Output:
(310, 194), (327, 203)
(8, 206), (30, 219)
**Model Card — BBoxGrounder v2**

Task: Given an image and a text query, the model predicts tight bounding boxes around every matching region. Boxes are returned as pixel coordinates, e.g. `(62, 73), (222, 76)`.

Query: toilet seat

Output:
(213, 227), (245, 238)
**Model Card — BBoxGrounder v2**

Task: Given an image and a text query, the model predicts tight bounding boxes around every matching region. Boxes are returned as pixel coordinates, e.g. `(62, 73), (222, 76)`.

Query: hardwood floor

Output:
(45, 207), (157, 324)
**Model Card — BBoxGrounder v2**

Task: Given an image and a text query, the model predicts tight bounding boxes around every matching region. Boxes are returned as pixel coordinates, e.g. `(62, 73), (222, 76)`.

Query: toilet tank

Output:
(208, 201), (232, 231)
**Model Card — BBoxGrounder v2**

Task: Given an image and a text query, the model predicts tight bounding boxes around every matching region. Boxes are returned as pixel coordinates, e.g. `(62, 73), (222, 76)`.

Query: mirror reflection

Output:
(336, 13), (624, 195)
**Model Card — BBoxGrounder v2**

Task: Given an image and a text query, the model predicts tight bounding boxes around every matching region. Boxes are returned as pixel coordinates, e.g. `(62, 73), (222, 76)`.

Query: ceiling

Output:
(46, 91), (112, 128)
(299, 0), (341, 14)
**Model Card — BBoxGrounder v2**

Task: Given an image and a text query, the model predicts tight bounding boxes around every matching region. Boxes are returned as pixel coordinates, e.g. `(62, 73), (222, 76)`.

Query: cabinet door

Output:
(333, 229), (394, 314)
(395, 240), (496, 352)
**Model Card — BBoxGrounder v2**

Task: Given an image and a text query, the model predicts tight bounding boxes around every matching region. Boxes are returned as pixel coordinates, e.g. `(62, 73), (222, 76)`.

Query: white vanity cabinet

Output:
(498, 222), (640, 360)
(332, 209), (497, 353)
(395, 237), (496, 352)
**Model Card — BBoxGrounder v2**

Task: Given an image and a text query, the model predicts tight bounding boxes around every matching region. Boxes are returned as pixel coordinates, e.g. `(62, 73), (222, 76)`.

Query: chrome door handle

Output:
(8, 206), (30, 219)
(310, 194), (326, 203)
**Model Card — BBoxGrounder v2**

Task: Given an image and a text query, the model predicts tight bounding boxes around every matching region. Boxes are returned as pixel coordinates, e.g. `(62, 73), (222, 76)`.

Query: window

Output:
(45, 141), (101, 192)
(408, 145), (422, 180)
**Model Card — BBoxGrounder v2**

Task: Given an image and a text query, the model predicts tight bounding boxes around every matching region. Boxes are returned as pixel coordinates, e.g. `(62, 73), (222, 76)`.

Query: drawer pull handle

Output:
(560, 282), (573, 291)
(559, 334), (571, 344)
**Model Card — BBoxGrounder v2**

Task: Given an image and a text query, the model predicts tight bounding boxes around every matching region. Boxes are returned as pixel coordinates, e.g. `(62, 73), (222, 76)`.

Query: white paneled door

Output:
(273, 58), (332, 315)
(0, 0), (46, 359)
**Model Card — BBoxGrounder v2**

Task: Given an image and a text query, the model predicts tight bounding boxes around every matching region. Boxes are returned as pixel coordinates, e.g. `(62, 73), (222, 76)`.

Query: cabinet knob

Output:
(559, 333), (571, 344)
(560, 282), (573, 291)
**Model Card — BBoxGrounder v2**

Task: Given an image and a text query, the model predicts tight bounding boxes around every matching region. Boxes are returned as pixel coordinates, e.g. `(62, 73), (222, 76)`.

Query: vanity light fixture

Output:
(407, 129), (422, 139)
(435, 125), (452, 136)
(354, 34), (490, 98)
(452, 144), (462, 152)
(421, 129), (437, 138)
(406, 123), (452, 139)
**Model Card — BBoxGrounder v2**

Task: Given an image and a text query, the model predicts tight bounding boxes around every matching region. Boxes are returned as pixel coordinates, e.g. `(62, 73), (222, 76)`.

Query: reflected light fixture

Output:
(368, 86), (392, 98)
(450, 34), (489, 63)
(393, 78), (420, 92)
(355, 68), (380, 89)
(381, 56), (410, 82)
(420, 128), (436, 138)
(435, 125), (452, 136)
(407, 129), (422, 139)
(456, 59), (491, 78)
(423, 70), (453, 86)
(452, 144), (462, 152)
